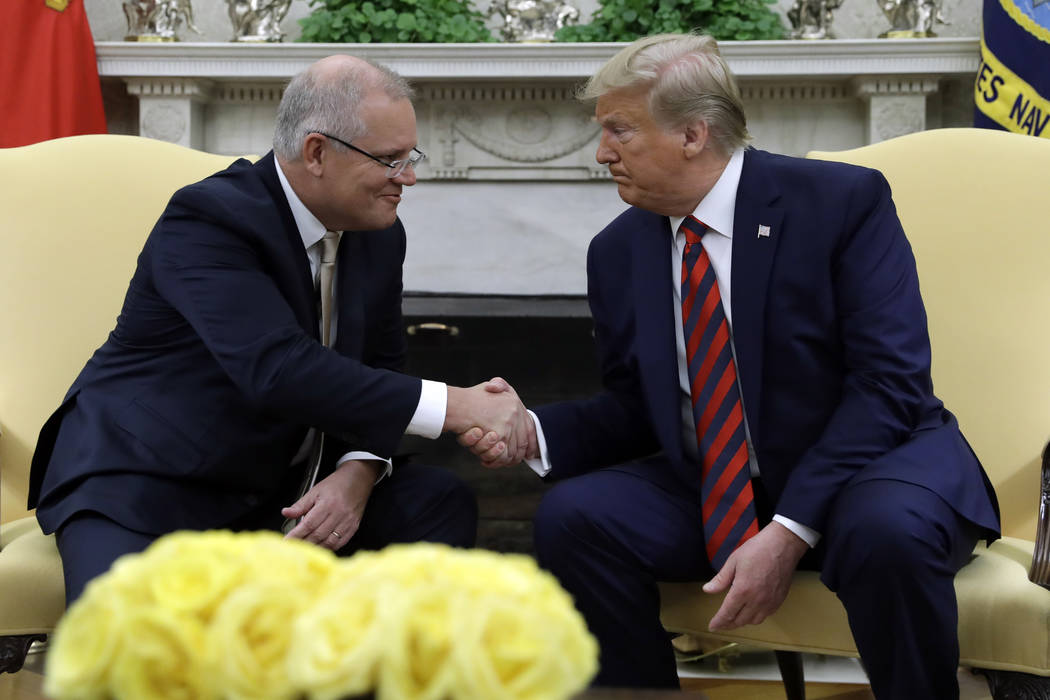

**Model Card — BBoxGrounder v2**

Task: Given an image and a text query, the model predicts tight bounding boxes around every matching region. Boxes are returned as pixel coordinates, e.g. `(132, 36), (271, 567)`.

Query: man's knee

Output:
(426, 465), (478, 525)
(402, 462), (475, 506)
(533, 478), (618, 567)
(535, 480), (588, 539)
(449, 474), (478, 527)
(436, 465), (475, 502)
(392, 463), (478, 546)
(56, 512), (155, 605)
(823, 480), (956, 588)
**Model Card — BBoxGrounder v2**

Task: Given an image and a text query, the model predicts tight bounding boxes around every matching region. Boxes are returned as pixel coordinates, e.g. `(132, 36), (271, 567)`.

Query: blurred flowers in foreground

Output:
(44, 531), (598, 700)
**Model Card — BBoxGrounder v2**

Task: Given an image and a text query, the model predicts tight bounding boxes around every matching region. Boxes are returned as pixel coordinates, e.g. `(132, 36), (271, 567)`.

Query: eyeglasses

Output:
(311, 130), (426, 178)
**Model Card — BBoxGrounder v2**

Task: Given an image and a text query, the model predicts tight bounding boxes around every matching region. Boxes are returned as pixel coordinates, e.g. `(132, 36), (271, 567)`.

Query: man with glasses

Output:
(310, 131), (426, 180)
(29, 55), (532, 604)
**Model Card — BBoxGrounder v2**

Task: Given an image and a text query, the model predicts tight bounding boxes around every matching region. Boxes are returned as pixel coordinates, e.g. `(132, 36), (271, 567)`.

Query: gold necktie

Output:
(318, 230), (341, 348)
(282, 230), (341, 535)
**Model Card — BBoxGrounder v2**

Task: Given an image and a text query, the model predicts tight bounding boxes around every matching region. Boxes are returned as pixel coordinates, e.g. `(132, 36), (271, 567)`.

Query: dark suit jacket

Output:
(29, 152), (422, 535)
(535, 148), (1000, 538)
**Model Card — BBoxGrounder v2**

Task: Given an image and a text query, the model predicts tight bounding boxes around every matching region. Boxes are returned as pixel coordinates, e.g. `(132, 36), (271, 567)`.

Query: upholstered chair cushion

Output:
(663, 537), (1050, 674)
(0, 517), (64, 635)
(0, 136), (254, 672)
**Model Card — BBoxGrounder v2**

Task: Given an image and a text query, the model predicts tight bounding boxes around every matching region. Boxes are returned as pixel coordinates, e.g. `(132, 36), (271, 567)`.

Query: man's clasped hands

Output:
(446, 377), (538, 468)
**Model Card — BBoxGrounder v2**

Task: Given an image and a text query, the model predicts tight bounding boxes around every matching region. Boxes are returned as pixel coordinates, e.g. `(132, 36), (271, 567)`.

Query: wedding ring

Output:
(330, 531), (341, 539)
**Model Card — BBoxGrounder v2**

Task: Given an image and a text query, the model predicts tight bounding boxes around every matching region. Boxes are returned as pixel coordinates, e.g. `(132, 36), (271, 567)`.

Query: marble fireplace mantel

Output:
(95, 40), (980, 297)
(96, 39), (979, 79)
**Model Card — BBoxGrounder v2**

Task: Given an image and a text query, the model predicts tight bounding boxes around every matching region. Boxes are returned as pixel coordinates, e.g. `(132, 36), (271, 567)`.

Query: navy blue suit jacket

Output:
(535, 148), (1000, 538)
(29, 153), (422, 535)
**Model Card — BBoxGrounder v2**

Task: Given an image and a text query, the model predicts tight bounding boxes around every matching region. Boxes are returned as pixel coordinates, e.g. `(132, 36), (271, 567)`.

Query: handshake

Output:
(444, 377), (539, 468)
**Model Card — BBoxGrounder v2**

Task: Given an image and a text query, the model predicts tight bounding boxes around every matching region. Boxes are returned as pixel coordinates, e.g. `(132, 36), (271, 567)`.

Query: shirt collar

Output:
(669, 148), (745, 241)
(274, 156), (327, 252)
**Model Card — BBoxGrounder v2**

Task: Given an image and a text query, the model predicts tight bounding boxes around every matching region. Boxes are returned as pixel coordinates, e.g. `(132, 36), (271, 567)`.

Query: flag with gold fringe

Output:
(0, 0), (107, 148)
(974, 0), (1050, 138)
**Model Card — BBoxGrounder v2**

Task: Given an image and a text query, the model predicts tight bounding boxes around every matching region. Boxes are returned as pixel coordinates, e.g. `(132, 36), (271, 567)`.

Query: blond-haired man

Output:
(467, 34), (999, 698)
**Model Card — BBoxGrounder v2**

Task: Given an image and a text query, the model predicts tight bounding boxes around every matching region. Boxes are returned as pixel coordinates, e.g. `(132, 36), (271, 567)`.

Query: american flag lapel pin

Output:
(757, 224), (771, 239)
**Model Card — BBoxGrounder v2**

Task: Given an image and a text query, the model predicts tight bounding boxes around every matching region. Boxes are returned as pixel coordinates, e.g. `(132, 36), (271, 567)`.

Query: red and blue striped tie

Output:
(680, 215), (759, 570)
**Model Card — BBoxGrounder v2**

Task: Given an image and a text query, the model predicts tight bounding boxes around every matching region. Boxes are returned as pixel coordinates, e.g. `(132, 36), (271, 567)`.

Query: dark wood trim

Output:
(403, 293), (590, 318)
(0, 635), (46, 675)
(979, 669), (1050, 699)
(774, 650), (806, 700)
(1028, 441), (1050, 587)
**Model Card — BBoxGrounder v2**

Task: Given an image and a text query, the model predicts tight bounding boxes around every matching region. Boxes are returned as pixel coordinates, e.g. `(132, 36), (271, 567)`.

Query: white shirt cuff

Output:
(405, 380), (446, 439)
(524, 410), (551, 477)
(772, 514), (821, 548)
(337, 452), (392, 484)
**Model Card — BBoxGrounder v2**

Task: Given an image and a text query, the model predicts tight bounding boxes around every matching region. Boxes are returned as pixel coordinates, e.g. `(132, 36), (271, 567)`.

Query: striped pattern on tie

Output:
(680, 215), (759, 570)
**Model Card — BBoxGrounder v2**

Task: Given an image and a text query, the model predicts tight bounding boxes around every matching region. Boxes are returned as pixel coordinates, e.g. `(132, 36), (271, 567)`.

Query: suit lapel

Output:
(257, 153), (320, 339)
(632, 212), (685, 461)
(730, 149), (784, 447)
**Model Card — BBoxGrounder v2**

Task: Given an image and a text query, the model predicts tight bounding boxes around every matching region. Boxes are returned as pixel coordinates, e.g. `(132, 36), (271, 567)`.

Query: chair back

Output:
(808, 128), (1050, 539)
(0, 135), (251, 523)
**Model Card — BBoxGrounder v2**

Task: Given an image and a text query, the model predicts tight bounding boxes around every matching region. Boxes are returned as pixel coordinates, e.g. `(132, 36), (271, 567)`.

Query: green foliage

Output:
(298, 0), (495, 43)
(555, 0), (785, 42)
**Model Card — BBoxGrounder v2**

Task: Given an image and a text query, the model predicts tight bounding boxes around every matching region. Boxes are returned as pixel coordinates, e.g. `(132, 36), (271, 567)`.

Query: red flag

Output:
(0, 0), (107, 148)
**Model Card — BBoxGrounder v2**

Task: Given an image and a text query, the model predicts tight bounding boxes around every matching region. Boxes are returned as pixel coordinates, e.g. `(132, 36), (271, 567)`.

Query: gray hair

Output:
(580, 33), (749, 157)
(273, 58), (414, 161)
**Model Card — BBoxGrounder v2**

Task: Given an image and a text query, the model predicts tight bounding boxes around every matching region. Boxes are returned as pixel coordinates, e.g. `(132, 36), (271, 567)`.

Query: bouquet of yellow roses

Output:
(44, 531), (598, 700)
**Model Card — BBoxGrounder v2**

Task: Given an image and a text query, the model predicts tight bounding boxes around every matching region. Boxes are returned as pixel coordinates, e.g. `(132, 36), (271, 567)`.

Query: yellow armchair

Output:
(660, 127), (1050, 698)
(0, 135), (253, 672)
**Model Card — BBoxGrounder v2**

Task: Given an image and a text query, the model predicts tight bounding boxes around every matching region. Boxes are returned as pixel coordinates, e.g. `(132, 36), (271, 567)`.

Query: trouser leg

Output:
(55, 512), (157, 605)
(821, 479), (981, 700)
(533, 465), (711, 688)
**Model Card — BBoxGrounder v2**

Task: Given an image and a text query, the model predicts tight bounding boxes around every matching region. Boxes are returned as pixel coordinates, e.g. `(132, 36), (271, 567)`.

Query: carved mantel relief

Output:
(423, 85), (602, 181)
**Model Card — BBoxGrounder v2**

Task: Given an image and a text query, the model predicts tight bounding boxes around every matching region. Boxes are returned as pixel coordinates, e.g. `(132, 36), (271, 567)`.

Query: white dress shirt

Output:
(274, 159), (447, 479)
(527, 150), (819, 547)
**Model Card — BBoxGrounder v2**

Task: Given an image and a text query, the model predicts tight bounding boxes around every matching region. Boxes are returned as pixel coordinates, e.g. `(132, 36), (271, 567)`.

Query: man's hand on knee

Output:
(702, 521), (809, 630)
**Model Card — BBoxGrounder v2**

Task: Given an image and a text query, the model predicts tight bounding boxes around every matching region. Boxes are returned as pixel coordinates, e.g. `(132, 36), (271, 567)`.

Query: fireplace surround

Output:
(90, 40), (982, 550)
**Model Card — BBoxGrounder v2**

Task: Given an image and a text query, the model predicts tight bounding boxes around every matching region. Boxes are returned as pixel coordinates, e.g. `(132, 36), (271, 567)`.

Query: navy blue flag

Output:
(974, 0), (1050, 138)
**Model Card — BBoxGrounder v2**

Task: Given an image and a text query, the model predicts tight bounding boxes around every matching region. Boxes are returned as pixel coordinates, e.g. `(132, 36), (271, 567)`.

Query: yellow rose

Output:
(374, 585), (461, 700)
(328, 545), (597, 700)
(45, 534), (598, 700)
(448, 560), (597, 700)
(287, 576), (389, 700)
(43, 583), (126, 700)
(455, 595), (545, 699)
(93, 550), (158, 607)
(242, 532), (337, 595)
(146, 542), (247, 621)
(205, 579), (312, 700)
(108, 607), (211, 700)
(337, 546), (413, 584)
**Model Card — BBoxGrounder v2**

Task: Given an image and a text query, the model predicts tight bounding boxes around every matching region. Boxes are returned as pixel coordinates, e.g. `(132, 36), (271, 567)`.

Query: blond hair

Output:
(580, 33), (749, 156)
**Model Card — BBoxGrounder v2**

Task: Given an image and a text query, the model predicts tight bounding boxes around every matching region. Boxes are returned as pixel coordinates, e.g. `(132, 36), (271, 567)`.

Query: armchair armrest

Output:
(1028, 441), (1050, 588)
(0, 421), (4, 552)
